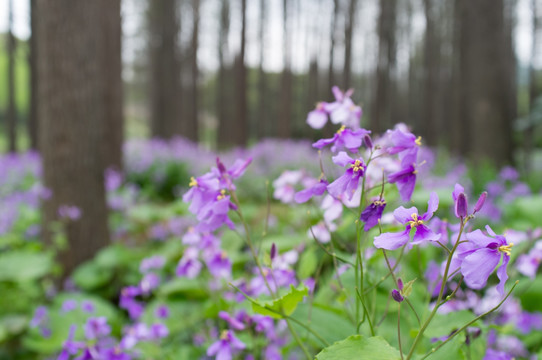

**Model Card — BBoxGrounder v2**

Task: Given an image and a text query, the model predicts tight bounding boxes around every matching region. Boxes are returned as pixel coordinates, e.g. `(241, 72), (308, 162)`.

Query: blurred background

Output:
(0, 0), (541, 165)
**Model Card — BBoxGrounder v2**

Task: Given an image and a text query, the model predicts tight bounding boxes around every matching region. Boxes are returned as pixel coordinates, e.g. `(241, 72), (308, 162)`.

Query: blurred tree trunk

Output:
(233, 0), (248, 145)
(343, 0), (358, 89)
(148, 0), (183, 139)
(102, 0), (123, 169)
(372, 0), (397, 133)
(7, 0), (17, 152)
(307, 58), (319, 115)
(216, 0), (233, 147)
(28, 0), (38, 150)
(328, 0), (339, 92)
(278, 0), (292, 138)
(526, 0), (540, 172)
(458, 0), (515, 165)
(422, 0), (440, 146)
(186, 0), (200, 142)
(37, 0), (111, 275)
(256, 0), (268, 139)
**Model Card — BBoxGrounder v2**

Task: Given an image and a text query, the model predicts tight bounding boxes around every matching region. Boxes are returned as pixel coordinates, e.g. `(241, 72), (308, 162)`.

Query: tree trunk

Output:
(278, 0), (292, 138)
(102, 0), (123, 169)
(7, 0), (17, 153)
(372, 0), (397, 133)
(28, 0), (38, 150)
(256, 0), (268, 139)
(185, 0), (200, 142)
(148, 0), (183, 139)
(344, 0), (358, 89)
(37, 0), (111, 275)
(459, 0), (515, 165)
(526, 0), (540, 172)
(422, 0), (440, 146)
(234, 0), (248, 145)
(216, 0), (233, 148)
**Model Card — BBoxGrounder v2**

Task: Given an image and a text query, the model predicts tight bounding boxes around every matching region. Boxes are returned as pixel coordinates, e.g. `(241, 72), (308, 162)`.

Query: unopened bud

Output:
(455, 193), (468, 218)
(473, 192), (487, 214)
(216, 157), (226, 174)
(363, 134), (373, 149)
(270, 243), (277, 260)
(397, 278), (404, 291)
(391, 289), (404, 303)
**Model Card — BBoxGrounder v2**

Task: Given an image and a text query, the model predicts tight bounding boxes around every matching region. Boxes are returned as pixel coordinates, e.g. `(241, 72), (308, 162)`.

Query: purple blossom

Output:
(294, 178), (328, 203)
(61, 300), (78, 313)
(140, 273), (160, 294)
(155, 305), (170, 319)
(206, 330), (246, 360)
(374, 192), (441, 250)
(327, 152), (366, 200)
(387, 152), (418, 202)
(176, 247), (202, 279)
(81, 301), (95, 314)
(312, 126), (370, 153)
(219, 311), (246, 331)
(139, 255), (166, 274)
(84, 317), (111, 340)
(205, 250), (232, 279)
(306, 102), (329, 129)
(273, 170), (303, 203)
(326, 86), (362, 128)
(459, 225), (513, 295)
(149, 323), (169, 339)
(386, 127), (421, 160)
(58, 205), (82, 221)
(360, 199), (386, 231)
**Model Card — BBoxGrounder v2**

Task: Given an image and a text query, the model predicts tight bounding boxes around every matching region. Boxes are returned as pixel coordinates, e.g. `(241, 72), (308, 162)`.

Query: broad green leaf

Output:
(0, 250), (53, 281)
(252, 285), (308, 319)
(316, 335), (401, 360)
(72, 261), (114, 290)
(425, 311), (476, 338)
(298, 248), (318, 279)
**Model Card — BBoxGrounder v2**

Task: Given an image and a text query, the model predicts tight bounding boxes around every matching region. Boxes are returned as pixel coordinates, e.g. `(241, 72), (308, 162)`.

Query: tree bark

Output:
(256, 0), (268, 139)
(278, 0), (292, 138)
(102, 0), (123, 169)
(7, 0), (17, 153)
(28, 0), (38, 150)
(186, 0), (200, 142)
(234, 0), (248, 145)
(148, 0), (183, 139)
(344, 0), (358, 89)
(526, 0), (540, 172)
(372, 0), (397, 133)
(216, 0), (233, 148)
(422, 0), (440, 146)
(37, 0), (111, 274)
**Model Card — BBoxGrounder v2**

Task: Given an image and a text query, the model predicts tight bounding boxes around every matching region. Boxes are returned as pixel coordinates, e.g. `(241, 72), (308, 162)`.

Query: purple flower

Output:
(360, 199), (386, 231)
(206, 330), (246, 360)
(84, 317), (111, 340)
(176, 247), (202, 279)
(374, 192), (441, 250)
(386, 128), (421, 159)
(58, 205), (82, 221)
(30, 306), (48, 328)
(139, 255), (166, 274)
(205, 250), (232, 279)
(459, 225), (513, 295)
(155, 305), (170, 319)
(219, 311), (246, 331)
(326, 86), (362, 128)
(312, 126), (370, 153)
(294, 178), (328, 203)
(306, 102), (329, 129)
(81, 301), (95, 314)
(516, 312), (542, 334)
(391, 289), (404, 303)
(57, 325), (84, 360)
(140, 273), (160, 294)
(195, 191), (236, 232)
(387, 152), (418, 202)
(149, 323), (169, 339)
(61, 300), (77, 313)
(273, 170), (303, 203)
(327, 152), (366, 200)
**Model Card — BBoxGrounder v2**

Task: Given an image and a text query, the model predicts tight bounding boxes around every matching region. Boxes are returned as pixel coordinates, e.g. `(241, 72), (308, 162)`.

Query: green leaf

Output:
(316, 335), (401, 360)
(72, 261), (114, 290)
(252, 285), (308, 319)
(298, 248), (318, 279)
(0, 250), (53, 281)
(425, 310), (476, 338)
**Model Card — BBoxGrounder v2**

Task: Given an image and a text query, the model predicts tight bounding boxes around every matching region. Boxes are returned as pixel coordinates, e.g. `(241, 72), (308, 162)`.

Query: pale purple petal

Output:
(393, 206), (418, 224)
(496, 255), (510, 296)
(465, 229), (495, 248)
(374, 229), (410, 250)
(307, 109), (328, 129)
(331, 151), (353, 167)
(461, 248), (500, 289)
(412, 225), (441, 244)
(425, 192), (439, 219)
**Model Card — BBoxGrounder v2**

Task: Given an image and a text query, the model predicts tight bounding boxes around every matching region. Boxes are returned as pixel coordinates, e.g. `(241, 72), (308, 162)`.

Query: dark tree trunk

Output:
(372, 0), (397, 133)
(102, 0), (123, 169)
(278, 0), (292, 138)
(343, 0), (358, 89)
(37, 0), (111, 275)
(233, 0), (248, 145)
(458, 0), (515, 165)
(186, 0), (200, 142)
(256, 0), (268, 139)
(526, 0), (540, 172)
(148, 0), (183, 139)
(422, 0), (440, 146)
(7, 0), (17, 153)
(28, 0), (38, 150)
(216, 0), (233, 148)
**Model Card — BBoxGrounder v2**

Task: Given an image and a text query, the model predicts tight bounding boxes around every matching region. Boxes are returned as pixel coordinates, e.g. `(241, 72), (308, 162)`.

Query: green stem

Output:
(356, 288), (375, 336)
(398, 303), (404, 360)
(405, 222), (466, 360)
(420, 281), (519, 359)
(286, 318), (312, 360)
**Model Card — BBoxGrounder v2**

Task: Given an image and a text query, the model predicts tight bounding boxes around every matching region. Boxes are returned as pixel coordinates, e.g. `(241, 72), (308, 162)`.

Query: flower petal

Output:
(465, 229), (494, 248)
(496, 255), (510, 296)
(412, 225), (441, 244)
(393, 206), (418, 224)
(374, 229), (410, 250)
(461, 248), (500, 290)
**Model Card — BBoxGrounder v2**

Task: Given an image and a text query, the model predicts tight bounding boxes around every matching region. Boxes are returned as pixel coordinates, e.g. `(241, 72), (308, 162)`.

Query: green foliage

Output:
(315, 335), (401, 360)
(252, 285), (308, 319)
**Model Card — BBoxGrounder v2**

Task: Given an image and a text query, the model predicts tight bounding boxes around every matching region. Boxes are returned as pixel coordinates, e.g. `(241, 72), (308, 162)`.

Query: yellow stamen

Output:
(220, 330), (229, 340)
(498, 243), (514, 256)
(415, 136), (422, 146)
(374, 200), (386, 206)
(350, 159), (364, 172)
(189, 177), (198, 187)
(408, 213), (424, 227)
(216, 189), (227, 200)
(336, 125), (346, 134)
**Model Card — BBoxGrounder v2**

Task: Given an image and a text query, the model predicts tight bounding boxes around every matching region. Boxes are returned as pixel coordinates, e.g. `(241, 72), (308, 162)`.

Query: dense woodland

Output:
(0, 0), (541, 270)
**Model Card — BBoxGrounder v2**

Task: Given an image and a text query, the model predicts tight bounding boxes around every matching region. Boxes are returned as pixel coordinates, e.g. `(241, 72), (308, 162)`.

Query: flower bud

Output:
(363, 134), (373, 149)
(391, 289), (404, 303)
(455, 193), (468, 218)
(397, 278), (404, 291)
(473, 191), (487, 214)
(216, 157), (227, 174)
(270, 243), (277, 261)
